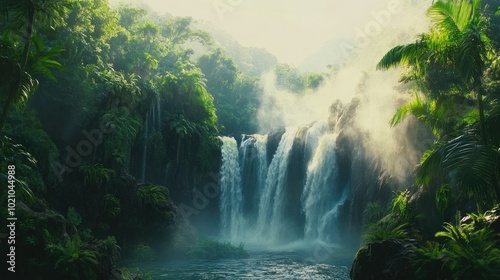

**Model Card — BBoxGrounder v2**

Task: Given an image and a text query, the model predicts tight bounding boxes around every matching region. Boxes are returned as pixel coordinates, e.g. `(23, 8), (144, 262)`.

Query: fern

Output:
(79, 162), (114, 186)
(363, 219), (409, 243)
(435, 215), (500, 280)
(47, 235), (98, 280)
(137, 185), (169, 209)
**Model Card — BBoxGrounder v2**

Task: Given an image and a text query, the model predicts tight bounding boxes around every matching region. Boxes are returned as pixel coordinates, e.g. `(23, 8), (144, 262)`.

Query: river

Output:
(130, 243), (355, 280)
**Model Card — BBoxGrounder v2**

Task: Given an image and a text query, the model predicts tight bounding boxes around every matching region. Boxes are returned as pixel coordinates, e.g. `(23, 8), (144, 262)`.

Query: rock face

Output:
(350, 239), (419, 280)
(282, 125), (309, 241)
(266, 126), (286, 163)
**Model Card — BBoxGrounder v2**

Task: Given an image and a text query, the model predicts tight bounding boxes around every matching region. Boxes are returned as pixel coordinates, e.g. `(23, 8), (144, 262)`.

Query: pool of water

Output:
(131, 244), (355, 280)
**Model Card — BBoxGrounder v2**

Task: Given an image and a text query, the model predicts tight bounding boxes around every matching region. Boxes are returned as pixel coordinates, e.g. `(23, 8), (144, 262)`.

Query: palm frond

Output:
(0, 0), (29, 26)
(16, 71), (39, 109)
(441, 135), (497, 199)
(427, 0), (474, 34)
(29, 35), (64, 80)
(417, 144), (444, 186)
(376, 39), (429, 71)
(390, 93), (428, 127)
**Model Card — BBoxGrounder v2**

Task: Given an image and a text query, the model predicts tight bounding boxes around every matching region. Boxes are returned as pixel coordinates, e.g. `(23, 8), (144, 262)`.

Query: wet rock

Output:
(266, 126), (286, 163)
(350, 239), (419, 280)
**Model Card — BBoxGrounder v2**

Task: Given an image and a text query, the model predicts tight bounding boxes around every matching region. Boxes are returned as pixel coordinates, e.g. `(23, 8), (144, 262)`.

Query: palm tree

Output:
(378, 0), (494, 144)
(0, 0), (70, 134)
(378, 0), (500, 202)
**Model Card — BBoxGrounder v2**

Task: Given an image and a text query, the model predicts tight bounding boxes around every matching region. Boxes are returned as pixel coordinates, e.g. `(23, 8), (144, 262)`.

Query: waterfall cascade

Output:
(140, 93), (162, 181)
(215, 0), (429, 246)
(219, 120), (351, 244)
(219, 136), (243, 239)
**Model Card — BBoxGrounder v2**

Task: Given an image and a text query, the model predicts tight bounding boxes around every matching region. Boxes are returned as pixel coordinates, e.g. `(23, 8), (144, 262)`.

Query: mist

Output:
(257, 0), (431, 182)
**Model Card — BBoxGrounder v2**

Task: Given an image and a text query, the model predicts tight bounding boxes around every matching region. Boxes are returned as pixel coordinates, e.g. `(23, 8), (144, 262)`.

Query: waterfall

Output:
(218, 125), (351, 245)
(302, 133), (344, 242)
(239, 134), (268, 226)
(156, 92), (161, 132)
(141, 113), (149, 181)
(140, 94), (162, 182)
(219, 136), (243, 239)
(218, 125), (350, 244)
(255, 127), (299, 240)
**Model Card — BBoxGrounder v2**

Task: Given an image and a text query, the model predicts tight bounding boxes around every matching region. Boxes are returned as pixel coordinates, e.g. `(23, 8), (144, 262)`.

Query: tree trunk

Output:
(0, 4), (35, 134)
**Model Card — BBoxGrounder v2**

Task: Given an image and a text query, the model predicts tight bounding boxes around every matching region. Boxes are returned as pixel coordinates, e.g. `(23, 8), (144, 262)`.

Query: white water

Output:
(219, 136), (243, 239)
(302, 133), (341, 241)
(256, 127), (299, 240)
(218, 124), (351, 245)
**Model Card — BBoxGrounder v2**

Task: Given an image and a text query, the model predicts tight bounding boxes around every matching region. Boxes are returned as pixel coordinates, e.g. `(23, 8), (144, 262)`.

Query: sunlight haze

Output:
(112, 0), (413, 69)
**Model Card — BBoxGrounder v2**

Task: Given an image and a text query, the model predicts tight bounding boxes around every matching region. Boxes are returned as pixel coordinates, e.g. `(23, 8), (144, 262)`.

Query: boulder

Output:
(350, 239), (419, 280)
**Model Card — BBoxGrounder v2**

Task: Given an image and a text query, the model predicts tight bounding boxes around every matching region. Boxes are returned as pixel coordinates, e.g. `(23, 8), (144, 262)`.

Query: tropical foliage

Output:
(0, 0), (266, 278)
(378, 0), (500, 204)
(359, 0), (500, 278)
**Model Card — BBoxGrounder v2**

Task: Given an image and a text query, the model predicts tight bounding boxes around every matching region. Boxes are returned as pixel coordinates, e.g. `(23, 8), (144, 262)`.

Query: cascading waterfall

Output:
(141, 113), (149, 181)
(140, 93), (162, 181)
(215, 0), (429, 249)
(218, 125), (350, 244)
(302, 133), (343, 242)
(239, 135), (268, 226)
(219, 136), (243, 239)
(255, 127), (298, 240)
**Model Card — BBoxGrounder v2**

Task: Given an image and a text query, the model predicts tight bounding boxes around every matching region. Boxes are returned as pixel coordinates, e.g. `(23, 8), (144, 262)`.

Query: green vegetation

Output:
(274, 63), (327, 93)
(356, 0), (500, 278)
(47, 235), (99, 280)
(375, 0), (500, 214)
(186, 239), (249, 259)
(362, 191), (412, 243)
(0, 0), (265, 278)
(414, 210), (500, 280)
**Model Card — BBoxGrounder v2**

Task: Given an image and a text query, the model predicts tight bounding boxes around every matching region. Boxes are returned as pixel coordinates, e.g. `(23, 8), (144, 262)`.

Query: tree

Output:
(378, 0), (500, 202)
(0, 0), (70, 134)
(378, 0), (494, 144)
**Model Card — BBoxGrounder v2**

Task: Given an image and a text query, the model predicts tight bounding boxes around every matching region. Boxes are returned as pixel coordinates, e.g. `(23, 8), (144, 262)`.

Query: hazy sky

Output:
(113, 0), (426, 67)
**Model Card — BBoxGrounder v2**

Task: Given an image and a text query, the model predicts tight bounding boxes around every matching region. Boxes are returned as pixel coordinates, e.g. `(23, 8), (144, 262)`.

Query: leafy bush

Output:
(186, 239), (248, 259)
(434, 216), (500, 280)
(363, 218), (409, 243)
(363, 201), (386, 224)
(102, 194), (121, 219)
(413, 242), (451, 280)
(97, 236), (121, 263)
(79, 162), (114, 186)
(391, 190), (411, 223)
(47, 235), (99, 280)
(136, 185), (169, 209)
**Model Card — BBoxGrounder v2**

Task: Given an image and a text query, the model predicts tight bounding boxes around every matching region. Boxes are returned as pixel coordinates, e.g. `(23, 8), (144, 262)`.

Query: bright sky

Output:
(113, 0), (421, 68)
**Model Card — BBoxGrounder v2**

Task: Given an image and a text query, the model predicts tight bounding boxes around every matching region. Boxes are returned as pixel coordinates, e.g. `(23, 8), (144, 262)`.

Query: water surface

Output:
(133, 246), (354, 280)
